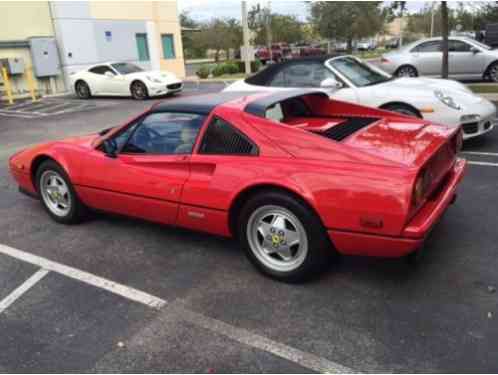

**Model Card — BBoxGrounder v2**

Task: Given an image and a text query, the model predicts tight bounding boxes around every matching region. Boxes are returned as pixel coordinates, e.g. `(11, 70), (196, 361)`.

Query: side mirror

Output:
(102, 139), (118, 158)
(320, 77), (343, 89)
(104, 71), (115, 78)
(471, 47), (480, 54)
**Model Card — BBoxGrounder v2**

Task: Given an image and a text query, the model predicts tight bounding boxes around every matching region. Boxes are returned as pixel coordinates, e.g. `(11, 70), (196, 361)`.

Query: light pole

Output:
(241, 1), (251, 74)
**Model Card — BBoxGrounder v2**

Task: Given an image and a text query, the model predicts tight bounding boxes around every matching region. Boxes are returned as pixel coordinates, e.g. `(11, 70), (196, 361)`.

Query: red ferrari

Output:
(9, 90), (465, 281)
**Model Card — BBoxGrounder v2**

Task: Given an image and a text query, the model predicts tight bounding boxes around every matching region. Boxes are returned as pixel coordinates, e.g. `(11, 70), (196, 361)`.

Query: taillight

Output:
(412, 169), (431, 206)
(381, 57), (390, 64)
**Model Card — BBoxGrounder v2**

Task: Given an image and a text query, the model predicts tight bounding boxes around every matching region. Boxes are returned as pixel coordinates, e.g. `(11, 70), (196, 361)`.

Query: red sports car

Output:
(9, 90), (465, 282)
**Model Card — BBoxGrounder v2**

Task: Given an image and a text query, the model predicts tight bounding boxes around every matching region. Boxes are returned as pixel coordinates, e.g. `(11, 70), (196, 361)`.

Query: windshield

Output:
(329, 57), (391, 87)
(111, 63), (143, 75)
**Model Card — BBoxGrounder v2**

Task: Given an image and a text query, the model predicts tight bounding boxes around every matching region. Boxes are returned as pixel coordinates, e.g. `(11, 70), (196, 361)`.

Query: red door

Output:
(77, 150), (190, 225)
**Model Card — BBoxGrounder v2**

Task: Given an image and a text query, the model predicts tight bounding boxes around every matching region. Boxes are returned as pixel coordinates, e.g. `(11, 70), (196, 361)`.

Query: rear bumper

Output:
(329, 158), (466, 257)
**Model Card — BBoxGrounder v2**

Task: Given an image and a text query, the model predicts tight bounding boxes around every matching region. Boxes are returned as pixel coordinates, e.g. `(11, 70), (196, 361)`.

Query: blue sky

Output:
(178, 1), (491, 22)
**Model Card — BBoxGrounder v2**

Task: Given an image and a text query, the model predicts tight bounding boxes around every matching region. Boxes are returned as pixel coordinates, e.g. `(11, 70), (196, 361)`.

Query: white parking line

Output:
(467, 161), (498, 167)
(0, 243), (355, 372)
(174, 305), (354, 373)
(0, 269), (49, 314)
(0, 244), (166, 309)
(462, 151), (498, 157)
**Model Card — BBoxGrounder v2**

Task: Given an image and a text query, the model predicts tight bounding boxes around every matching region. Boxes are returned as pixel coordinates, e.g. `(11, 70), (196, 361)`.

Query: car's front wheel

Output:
(131, 81), (149, 100)
(238, 191), (333, 282)
(381, 103), (421, 118)
(36, 160), (87, 224)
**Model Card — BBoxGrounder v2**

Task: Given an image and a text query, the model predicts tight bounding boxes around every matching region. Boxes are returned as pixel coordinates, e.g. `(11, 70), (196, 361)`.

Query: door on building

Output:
(135, 33), (150, 61)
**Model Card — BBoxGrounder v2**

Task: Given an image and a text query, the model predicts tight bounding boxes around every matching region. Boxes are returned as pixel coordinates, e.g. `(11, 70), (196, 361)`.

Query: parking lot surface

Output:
(0, 87), (498, 372)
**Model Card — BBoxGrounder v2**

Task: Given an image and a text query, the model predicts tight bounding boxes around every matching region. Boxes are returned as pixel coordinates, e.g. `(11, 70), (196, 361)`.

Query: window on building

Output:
(161, 34), (176, 59)
(135, 33), (150, 61)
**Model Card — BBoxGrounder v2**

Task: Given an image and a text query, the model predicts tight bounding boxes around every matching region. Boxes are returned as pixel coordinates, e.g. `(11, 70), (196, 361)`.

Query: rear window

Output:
(265, 97), (311, 122)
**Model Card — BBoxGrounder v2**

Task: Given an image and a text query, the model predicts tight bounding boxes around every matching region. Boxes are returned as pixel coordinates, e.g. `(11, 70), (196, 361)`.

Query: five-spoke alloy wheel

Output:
(239, 191), (335, 282)
(36, 160), (87, 224)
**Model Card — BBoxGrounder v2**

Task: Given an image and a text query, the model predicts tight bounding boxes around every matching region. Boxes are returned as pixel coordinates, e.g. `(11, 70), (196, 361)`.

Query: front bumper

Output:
(148, 81), (183, 97)
(329, 158), (466, 257)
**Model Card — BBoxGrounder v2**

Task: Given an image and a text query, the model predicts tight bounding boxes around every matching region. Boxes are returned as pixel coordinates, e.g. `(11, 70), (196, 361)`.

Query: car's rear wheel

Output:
(381, 103), (421, 118)
(486, 62), (498, 82)
(75, 81), (91, 99)
(131, 81), (149, 100)
(238, 191), (333, 282)
(36, 160), (87, 224)
(395, 65), (418, 77)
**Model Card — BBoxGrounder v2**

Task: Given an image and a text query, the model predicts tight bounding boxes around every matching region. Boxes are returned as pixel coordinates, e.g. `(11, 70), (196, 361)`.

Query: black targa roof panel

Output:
(152, 91), (258, 115)
(243, 89), (329, 118)
(152, 90), (329, 118)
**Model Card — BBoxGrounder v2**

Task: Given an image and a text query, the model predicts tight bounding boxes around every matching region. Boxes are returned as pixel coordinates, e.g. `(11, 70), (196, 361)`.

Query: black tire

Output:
(405, 245), (425, 266)
(395, 65), (418, 77)
(238, 191), (335, 282)
(131, 81), (149, 100)
(75, 80), (91, 99)
(381, 103), (421, 118)
(486, 61), (498, 82)
(35, 160), (87, 224)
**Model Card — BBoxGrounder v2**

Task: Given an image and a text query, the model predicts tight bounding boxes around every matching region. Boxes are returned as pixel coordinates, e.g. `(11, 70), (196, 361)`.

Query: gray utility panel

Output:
(0, 57), (25, 75)
(29, 37), (61, 77)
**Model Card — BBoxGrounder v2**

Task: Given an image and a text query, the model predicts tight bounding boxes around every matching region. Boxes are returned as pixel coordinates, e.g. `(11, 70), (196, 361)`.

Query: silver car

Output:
(379, 36), (498, 81)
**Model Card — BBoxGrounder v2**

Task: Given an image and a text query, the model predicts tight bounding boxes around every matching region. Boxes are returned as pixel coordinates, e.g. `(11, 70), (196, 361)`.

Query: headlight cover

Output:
(146, 75), (162, 84)
(434, 90), (461, 110)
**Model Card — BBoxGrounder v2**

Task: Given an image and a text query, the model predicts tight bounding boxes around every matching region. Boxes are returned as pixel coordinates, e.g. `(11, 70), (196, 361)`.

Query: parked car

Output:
(225, 55), (496, 139)
(70, 62), (183, 100)
(255, 43), (293, 64)
(379, 36), (498, 82)
(485, 23), (498, 47)
(9, 90), (465, 281)
(334, 42), (348, 52)
(384, 38), (400, 50)
(357, 39), (376, 51)
(296, 44), (326, 57)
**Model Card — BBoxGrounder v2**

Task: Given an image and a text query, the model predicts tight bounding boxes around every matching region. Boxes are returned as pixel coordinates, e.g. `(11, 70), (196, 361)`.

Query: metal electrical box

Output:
(29, 37), (61, 77)
(0, 57), (25, 75)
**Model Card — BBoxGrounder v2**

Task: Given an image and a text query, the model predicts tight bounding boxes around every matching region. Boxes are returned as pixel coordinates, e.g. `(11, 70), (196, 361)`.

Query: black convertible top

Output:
(152, 91), (254, 115)
(245, 55), (341, 86)
(152, 89), (328, 118)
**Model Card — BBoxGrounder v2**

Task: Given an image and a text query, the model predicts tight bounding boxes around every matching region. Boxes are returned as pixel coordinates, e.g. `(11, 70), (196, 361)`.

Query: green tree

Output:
(309, 2), (385, 52)
(195, 18), (242, 61)
(180, 11), (204, 59)
(248, 6), (304, 45)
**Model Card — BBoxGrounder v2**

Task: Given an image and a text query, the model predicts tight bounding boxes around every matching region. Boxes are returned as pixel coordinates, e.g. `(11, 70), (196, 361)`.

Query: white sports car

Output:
(224, 55), (496, 139)
(70, 62), (183, 100)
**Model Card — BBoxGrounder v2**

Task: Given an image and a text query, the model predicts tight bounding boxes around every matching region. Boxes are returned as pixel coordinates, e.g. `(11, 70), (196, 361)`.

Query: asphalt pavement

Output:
(0, 86), (497, 372)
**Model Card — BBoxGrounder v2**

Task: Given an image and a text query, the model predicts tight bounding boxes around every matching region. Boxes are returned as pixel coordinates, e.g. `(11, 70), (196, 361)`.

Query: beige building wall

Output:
(0, 1), (53, 40)
(89, 0), (185, 77)
(0, 1), (65, 97)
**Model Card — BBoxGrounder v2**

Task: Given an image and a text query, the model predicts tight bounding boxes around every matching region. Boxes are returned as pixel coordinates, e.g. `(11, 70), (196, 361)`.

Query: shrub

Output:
(196, 65), (210, 79)
(211, 64), (225, 77)
(224, 62), (239, 74)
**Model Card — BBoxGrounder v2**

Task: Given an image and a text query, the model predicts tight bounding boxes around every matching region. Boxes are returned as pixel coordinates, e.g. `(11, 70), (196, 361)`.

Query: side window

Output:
(412, 41), (441, 53)
(89, 65), (115, 75)
(122, 112), (205, 154)
(269, 63), (335, 88)
(310, 64), (336, 87)
(113, 122), (139, 150)
(199, 117), (258, 156)
(285, 64), (314, 87)
(269, 71), (287, 87)
(449, 40), (471, 52)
